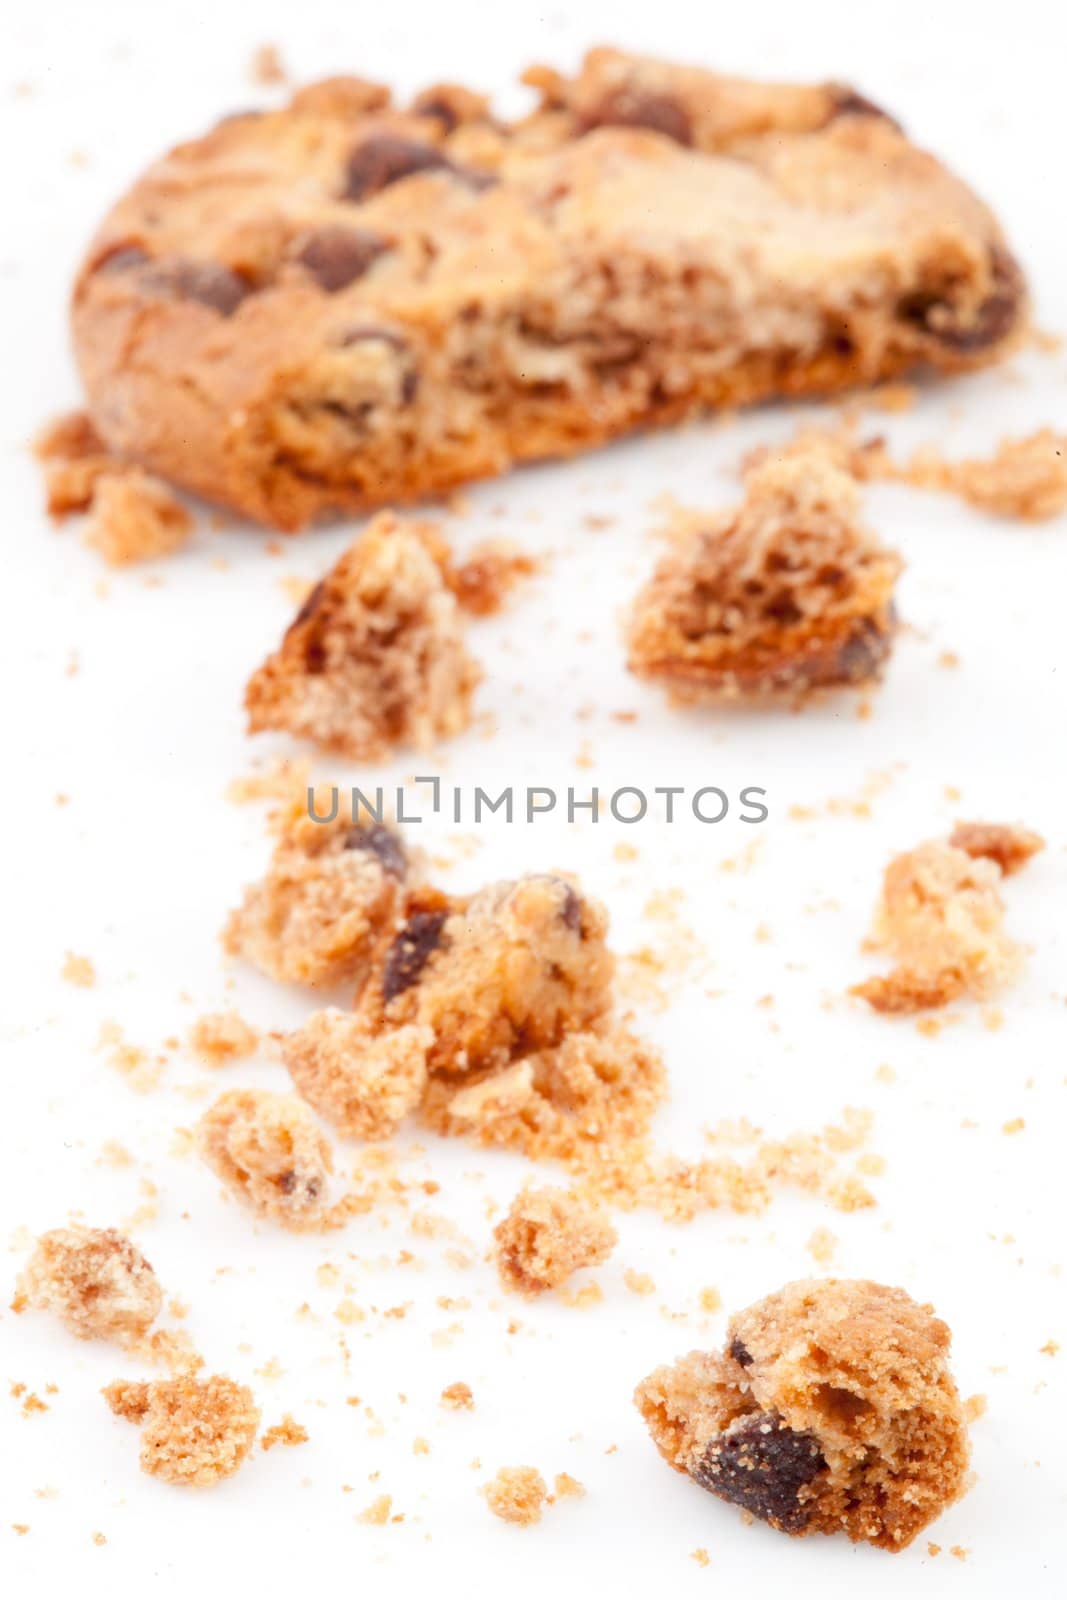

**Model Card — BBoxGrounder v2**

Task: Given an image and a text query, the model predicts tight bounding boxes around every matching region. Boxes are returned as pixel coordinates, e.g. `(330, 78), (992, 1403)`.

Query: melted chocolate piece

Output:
(142, 258), (251, 316)
(342, 135), (452, 200)
(579, 89), (692, 146)
(295, 226), (389, 291)
(691, 1412), (826, 1533)
(728, 1336), (754, 1368)
(381, 911), (449, 1002)
(343, 822), (406, 879)
(898, 245), (1024, 352)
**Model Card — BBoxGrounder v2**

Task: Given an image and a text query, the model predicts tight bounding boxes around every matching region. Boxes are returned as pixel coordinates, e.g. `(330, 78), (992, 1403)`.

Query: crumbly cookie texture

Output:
(13, 1226), (162, 1343)
(276, 871), (664, 1160)
(755, 422), (1067, 522)
(282, 1007), (430, 1138)
(224, 805), (411, 987)
(424, 1024), (664, 1161)
(484, 1466), (548, 1526)
(104, 1375), (260, 1486)
(947, 820), (1045, 877)
(84, 469), (193, 565)
(355, 875), (614, 1077)
(629, 443), (901, 702)
(246, 513), (480, 758)
(891, 429), (1067, 521)
(635, 1278), (969, 1550)
(72, 49), (1025, 530)
(493, 1185), (617, 1295)
(852, 823), (1043, 1013)
(197, 1087), (336, 1229)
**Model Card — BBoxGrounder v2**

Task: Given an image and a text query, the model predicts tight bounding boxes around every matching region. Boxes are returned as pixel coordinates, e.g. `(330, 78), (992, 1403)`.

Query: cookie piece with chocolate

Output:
(635, 1278), (970, 1549)
(355, 875), (614, 1079)
(224, 804), (411, 988)
(628, 441), (901, 702)
(245, 513), (480, 759)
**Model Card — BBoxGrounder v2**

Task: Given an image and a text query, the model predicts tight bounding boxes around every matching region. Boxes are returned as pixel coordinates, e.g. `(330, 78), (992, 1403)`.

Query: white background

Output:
(2, 1), (1065, 1593)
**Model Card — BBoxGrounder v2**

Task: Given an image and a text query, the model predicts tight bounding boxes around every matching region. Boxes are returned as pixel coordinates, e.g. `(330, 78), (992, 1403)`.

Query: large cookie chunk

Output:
(635, 1278), (970, 1550)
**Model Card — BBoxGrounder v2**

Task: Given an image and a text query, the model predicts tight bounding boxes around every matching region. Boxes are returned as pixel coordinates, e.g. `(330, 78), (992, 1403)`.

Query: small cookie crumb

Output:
(493, 1186), (616, 1297)
(440, 1382), (474, 1411)
(197, 1088), (335, 1230)
(84, 470), (193, 566)
(484, 1466), (547, 1526)
(104, 1375), (259, 1486)
(13, 1227), (162, 1344)
(188, 1010), (260, 1066)
(260, 1415), (309, 1451)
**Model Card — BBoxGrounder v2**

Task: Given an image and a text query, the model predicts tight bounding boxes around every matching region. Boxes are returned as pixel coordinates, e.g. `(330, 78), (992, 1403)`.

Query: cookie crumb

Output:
(84, 470), (193, 566)
(493, 1186), (616, 1297)
(104, 1375), (259, 1485)
(260, 1415), (309, 1451)
(282, 1009), (429, 1139)
(624, 1269), (656, 1296)
(357, 1493), (393, 1525)
(14, 1227), (162, 1344)
(60, 951), (96, 987)
(853, 826), (1042, 1013)
(440, 1382), (474, 1411)
(629, 441), (901, 704)
(197, 1088), (336, 1230)
(188, 1010), (260, 1066)
(484, 1466), (547, 1526)
(553, 1472), (585, 1499)
(250, 44), (287, 86)
(246, 514), (479, 759)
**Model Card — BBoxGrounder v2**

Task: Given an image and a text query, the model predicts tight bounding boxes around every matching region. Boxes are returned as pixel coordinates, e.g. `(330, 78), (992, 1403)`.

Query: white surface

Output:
(2, 2), (1066, 1594)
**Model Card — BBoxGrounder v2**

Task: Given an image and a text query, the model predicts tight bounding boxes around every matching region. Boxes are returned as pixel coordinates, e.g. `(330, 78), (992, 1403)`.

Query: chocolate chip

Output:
(295, 226), (389, 291)
(827, 86), (902, 131)
(558, 883), (583, 933)
(342, 135), (452, 201)
(729, 1337), (754, 1368)
(142, 258), (251, 316)
(343, 822), (407, 879)
(579, 90), (692, 146)
(381, 910), (449, 1003)
(93, 243), (151, 275)
(289, 580), (326, 632)
(898, 245), (1024, 352)
(834, 613), (895, 684)
(691, 1412), (826, 1533)
(277, 1169), (321, 1203)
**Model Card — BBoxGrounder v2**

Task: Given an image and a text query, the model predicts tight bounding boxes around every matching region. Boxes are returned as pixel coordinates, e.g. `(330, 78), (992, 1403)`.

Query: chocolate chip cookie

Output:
(73, 49), (1026, 529)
